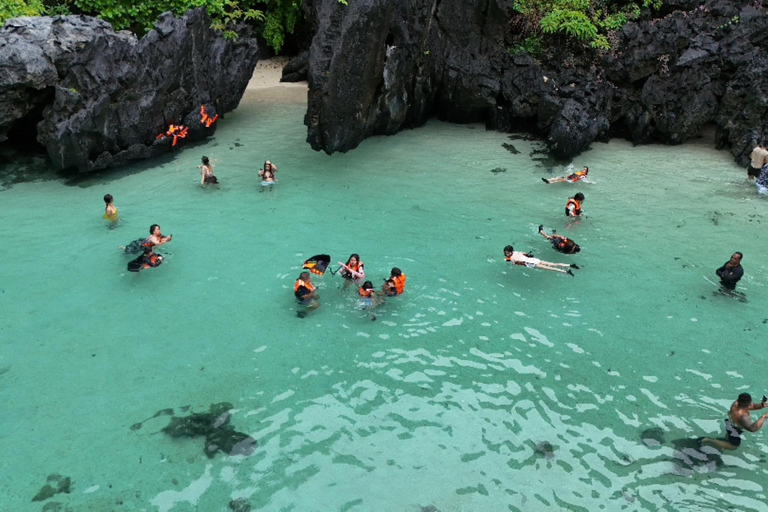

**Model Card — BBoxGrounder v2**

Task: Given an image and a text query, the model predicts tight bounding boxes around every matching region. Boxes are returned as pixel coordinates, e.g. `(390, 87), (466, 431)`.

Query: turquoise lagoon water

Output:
(1, 88), (767, 512)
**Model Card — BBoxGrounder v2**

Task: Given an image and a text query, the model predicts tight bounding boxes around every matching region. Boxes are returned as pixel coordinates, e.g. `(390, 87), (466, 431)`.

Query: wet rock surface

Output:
(0, 9), (258, 172)
(32, 474), (72, 502)
(304, 0), (768, 165)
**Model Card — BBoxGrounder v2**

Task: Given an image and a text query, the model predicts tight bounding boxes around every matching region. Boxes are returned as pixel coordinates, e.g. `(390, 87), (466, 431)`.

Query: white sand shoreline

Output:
(245, 57), (307, 103)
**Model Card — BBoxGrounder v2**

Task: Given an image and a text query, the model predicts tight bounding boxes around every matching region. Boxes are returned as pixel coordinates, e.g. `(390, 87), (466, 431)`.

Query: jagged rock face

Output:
(305, 0), (768, 164)
(0, 9), (258, 172)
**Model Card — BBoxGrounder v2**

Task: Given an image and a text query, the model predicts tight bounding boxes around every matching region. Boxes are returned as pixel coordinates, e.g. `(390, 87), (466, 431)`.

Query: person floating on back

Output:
(542, 166), (589, 184)
(103, 194), (118, 227)
(295, 271), (319, 318)
(127, 246), (163, 272)
(538, 225), (580, 254)
(382, 267), (406, 296)
(198, 156), (219, 186)
(504, 245), (578, 276)
(716, 252), (743, 291)
(565, 193), (585, 217)
(701, 393), (768, 450)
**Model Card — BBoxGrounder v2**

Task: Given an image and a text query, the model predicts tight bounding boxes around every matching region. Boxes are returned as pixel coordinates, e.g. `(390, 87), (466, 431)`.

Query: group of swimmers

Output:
(196, 156), (279, 191)
(294, 254), (406, 319)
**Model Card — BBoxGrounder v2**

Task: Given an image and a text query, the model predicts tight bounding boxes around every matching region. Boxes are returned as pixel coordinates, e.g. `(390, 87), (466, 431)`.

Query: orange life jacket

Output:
(392, 274), (406, 294)
(294, 279), (315, 293)
(156, 124), (188, 146)
(359, 287), (373, 298)
(200, 105), (219, 128)
(573, 170), (587, 180)
(565, 198), (582, 216)
(342, 262), (363, 278)
(553, 235), (570, 249)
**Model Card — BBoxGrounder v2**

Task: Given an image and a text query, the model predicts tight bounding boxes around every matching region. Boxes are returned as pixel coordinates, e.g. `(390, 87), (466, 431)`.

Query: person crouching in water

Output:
(103, 194), (118, 227)
(383, 267), (406, 296)
(358, 280), (379, 320)
(565, 193), (585, 217)
(127, 246), (163, 273)
(295, 271), (319, 318)
(542, 166), (588, 184)
(198, 156), (219, 186)
(504, 245), (578, 276)
(338, 253), (365, 289)
(538, 225), (581, 254)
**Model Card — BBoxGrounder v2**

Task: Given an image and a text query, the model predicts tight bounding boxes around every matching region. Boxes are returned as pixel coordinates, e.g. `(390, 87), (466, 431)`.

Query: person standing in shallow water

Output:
(198, 156), (219, 186)
(701, 393), (768, 450)
(565, 193), (584, 217)
(103, 194), (118, 227)
(716, 252), (743, 291)
(747, 143), (767, 180)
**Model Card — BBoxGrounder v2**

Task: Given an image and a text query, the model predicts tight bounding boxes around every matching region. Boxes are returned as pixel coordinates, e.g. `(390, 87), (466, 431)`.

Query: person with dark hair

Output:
(121, 224), (172, 254)
(389, 268), (406, 295)
(716, 252), (744, 291)
(565, 193), (585, 217)
(538, 225), (581, 254)
(295, 271), (319, 317)
(358, 280), (380, 320)
(702, 393), (768, 450)
(338, 254), (365, 289)
(542, 166), (589, 184)
(127, 246), (163, 272)
(198, 156), (219, 185)
(103, 194), (118, 225)
(747, 143), (767, 180)
(259, 161), (278, 191)
(504, 245), (578, 276)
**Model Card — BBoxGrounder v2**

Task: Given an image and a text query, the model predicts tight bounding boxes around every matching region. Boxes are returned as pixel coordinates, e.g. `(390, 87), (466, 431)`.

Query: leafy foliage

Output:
(1, 0), (47, 24)
(511, 0), (663, 51)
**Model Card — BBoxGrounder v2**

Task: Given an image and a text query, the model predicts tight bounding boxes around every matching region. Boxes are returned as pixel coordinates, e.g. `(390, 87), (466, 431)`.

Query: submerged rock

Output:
(304, 0), (768, 165)
(32, 475), (71, 502)
(0, 9), (258, 172)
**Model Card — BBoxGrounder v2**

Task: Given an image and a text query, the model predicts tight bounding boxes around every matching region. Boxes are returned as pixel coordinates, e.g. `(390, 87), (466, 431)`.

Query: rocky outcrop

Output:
(304, 0), (768, 165)
(0, 9), (258, 172)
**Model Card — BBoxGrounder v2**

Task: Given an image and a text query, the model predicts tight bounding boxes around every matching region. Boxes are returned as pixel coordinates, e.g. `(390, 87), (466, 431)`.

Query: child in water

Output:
(103, 194), (118, 227)
(358, 280), (378, 321)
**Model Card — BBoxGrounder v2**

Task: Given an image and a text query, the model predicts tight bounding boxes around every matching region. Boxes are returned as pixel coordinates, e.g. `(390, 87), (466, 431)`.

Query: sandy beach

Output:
(245, 56), (307, 103)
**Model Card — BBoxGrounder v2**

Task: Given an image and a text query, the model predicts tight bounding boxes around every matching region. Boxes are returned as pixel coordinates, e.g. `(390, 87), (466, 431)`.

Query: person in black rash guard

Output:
(538, 225), (581, 254)
(127, 246), (163, 272)
(716, 252), (743, 290)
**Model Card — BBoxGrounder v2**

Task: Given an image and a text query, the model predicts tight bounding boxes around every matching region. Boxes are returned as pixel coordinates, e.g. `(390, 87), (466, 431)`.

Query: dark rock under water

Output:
(32, 474), (71, 502)
(0, 9), (258, 173)
(303, 0), (768, 166)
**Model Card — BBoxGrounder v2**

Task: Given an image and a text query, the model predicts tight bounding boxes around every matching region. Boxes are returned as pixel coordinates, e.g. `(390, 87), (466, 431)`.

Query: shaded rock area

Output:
(32, 474), (71, 502)
(0, 9), (258, 172)
(304, 0), (768, 165)
(133, 402), (257, 458)
(281, 50), (309, 82)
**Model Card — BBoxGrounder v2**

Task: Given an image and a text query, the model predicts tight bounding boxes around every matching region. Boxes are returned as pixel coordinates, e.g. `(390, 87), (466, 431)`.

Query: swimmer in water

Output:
(258, 161), (277, 191)
(198, 156), (219, 186)
(295, 271), (320, 318)
(103, 194), (118, 226)
(503, 245), (578, 276)
(542, 166), (589, 184)
(538, 225), (581, 254)
(358, 280), (379, 320)
(127, 246), (163, 272)
(565, 192), (585, 217)
(338, 254), (365, 289)
(382, 268), (406, 296)
(120, 224), (172, 254)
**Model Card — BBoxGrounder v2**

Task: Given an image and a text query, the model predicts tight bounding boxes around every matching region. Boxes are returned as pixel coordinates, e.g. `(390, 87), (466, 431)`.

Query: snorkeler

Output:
(504, 245), (578, 276)
(565, 193), (585, 217)
(258, 161), (278, 191)
(542, 166), (589, 184)
(338, 254), (365, 288)
(127, 246), (163, 272)
(538, 225), (581, 254)
(701, 393), (768, 450)
(295, 271), (320, 317)
(103, 194), (118, 225)
(198, 156), (219, 186)
(120, 224), (172, 254)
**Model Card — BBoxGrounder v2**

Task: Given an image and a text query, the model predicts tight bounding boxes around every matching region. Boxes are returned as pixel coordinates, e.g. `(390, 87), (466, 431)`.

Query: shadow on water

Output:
(668, 437), (725, 477)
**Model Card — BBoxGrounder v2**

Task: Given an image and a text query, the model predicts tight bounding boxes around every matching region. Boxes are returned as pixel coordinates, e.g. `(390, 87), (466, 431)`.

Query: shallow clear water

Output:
(1, 89), (768, 512)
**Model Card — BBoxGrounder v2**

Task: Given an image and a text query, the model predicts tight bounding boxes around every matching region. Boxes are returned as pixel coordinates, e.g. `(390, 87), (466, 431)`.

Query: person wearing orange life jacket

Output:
(565, 192), (585, 217)
(383, 267), (406, 296)
(127, 246), (164, 272)
(538, 225), (581, 254)
(358, 280), (380, 320)
(542, 166), (589, 184)
(338, 253), (365, 289)
(295, 271), (319, 317)
(503, 245), (578, 276)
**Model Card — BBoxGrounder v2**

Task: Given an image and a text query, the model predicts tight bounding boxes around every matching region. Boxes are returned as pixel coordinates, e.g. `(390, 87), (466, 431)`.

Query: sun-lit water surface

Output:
(1, 88), (767, 512)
